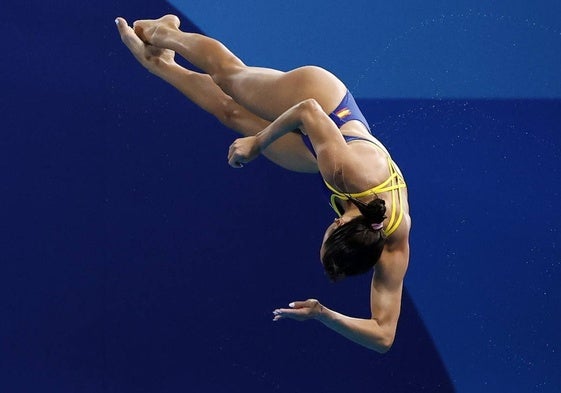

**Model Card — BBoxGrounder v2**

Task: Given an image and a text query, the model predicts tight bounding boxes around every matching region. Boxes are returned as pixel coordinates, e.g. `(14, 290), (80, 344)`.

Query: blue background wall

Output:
(1, 1), (560, 392)
(170, 0), (561, 99)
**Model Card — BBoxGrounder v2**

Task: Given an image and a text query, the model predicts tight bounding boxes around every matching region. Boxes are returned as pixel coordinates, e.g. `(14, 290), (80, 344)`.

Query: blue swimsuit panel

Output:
(328, 90), (371, 132)
(300, 90), (371, 156)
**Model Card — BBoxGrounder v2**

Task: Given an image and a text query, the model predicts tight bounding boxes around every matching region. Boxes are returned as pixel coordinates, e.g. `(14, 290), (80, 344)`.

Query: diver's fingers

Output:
(288, 300), (310, 309)
(115, 17), (145, 55)
(227, 152), (245, 168)
(227, 141), (248, 168)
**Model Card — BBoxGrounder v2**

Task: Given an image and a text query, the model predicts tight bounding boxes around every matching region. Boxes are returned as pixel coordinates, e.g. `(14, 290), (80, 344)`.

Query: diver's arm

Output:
(279, 299), (395, 353)
(273, 247), (409, 353)
(227, 98), (347, 168)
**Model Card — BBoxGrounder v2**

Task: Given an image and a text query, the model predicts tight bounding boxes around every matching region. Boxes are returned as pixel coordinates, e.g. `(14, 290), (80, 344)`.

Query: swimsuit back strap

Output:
(383, 188), (404, 237)
(324, 156), (407, 237)
(383, 159), (406, 236)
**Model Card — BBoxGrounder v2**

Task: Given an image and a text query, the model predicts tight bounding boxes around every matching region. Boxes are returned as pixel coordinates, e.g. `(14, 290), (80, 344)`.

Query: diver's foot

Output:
(133, 14), (181, 45)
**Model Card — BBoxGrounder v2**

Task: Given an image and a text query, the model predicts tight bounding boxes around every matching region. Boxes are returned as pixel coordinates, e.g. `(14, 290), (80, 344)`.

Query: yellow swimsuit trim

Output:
(324, 153), (407, 237)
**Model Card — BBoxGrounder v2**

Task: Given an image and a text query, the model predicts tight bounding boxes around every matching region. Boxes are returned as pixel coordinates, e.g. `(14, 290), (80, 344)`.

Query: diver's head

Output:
(320, 196), (387, 282)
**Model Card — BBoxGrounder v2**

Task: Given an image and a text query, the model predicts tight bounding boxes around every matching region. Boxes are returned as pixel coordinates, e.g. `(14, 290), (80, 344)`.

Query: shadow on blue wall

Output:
(1, 1), (559, 392)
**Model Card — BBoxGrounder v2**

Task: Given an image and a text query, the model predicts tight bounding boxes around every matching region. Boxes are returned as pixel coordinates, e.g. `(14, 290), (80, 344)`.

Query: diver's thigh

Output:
(227, 65), (347, 121)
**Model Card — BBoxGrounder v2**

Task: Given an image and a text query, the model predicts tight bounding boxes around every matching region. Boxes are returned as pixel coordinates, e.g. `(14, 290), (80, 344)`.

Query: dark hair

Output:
(322, 196), (387, 281)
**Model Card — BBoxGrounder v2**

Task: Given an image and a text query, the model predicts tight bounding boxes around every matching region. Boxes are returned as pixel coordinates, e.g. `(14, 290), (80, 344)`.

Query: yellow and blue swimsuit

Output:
(301, 90), (407, 237)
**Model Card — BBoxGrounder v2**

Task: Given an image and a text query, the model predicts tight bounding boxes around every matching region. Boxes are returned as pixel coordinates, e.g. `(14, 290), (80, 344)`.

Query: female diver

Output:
(115, 15), (410, 353)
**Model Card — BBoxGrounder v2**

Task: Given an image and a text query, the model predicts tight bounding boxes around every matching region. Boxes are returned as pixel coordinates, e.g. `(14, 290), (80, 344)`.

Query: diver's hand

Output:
(115, 17), (176, 74)
(227, 136), (261, 168)
(273, 299), (324, 322)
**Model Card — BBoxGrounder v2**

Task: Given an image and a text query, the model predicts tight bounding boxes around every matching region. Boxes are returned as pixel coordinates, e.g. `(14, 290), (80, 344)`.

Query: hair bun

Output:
(348, 196), (387, 224)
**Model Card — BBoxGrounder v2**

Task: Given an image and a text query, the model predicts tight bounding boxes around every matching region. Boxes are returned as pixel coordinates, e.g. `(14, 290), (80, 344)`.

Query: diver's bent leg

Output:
(154, 61), (318, 173)
(216, 65), (348, 121)
(134, 15), (245, 78)
(133, 16), (347, 120)
(155, 62), (250, 130)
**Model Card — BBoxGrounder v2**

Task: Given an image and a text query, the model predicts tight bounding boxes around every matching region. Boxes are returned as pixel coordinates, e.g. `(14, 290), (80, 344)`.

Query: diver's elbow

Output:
(298, 97), (321, 112)
(374, 332), (395, 354)
(377, 341), (393, 354)
(297, 98), (322, 120)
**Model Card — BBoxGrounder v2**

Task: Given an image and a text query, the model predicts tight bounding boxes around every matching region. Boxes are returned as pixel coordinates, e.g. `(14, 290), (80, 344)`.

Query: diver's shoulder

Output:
(385, 213), (411, 250)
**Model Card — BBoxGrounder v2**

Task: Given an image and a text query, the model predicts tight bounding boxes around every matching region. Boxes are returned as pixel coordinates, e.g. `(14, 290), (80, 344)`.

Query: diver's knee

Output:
(216, 96), (243, 129)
